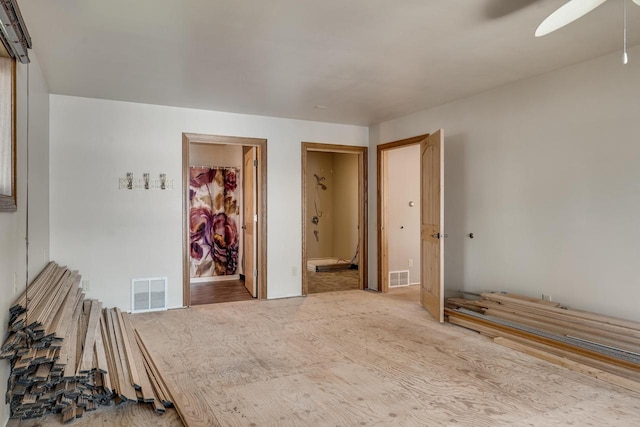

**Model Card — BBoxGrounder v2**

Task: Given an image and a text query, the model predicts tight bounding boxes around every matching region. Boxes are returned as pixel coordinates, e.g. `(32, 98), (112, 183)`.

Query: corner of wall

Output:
(0, 49), (50, 426)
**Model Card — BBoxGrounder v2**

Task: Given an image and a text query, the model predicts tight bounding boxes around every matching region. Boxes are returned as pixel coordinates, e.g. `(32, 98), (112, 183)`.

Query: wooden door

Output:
(420, 129), (444, 322)
(243, 147), (257, 297)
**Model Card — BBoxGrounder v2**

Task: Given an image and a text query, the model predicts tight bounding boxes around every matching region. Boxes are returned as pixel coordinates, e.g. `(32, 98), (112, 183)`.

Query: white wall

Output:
(49, 95), (368, 310)
(386, 144), (420, 283)
(369, 46), (640, 322)
(0, 53), (50, 427)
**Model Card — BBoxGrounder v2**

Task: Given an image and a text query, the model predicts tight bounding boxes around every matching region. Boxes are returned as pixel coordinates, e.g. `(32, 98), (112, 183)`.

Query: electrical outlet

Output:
(408, 258), (413, 267)
(542, 294), (551, 302)
(291, 266), (297, 277)
(13, 272), (18, 294)
(82, 280), (91, 292)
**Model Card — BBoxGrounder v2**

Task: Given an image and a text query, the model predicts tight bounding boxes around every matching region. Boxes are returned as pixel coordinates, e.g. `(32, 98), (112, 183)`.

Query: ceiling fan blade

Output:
(535, 0), (608, 37)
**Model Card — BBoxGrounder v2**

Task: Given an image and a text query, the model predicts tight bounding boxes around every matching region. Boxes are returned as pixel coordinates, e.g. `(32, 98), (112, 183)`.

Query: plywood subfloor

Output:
(13, 286), (640, 426)
(307, 268), (359, 294)
(132, 286), (639, 426)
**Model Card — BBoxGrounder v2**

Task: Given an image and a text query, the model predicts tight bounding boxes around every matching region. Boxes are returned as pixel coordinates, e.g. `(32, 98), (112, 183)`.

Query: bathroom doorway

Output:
(182, 133), (267, 306)
(301, 143), (367, 295)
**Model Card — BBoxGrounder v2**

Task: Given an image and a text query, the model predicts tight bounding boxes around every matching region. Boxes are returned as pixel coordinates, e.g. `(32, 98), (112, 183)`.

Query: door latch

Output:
(430, 233), (448, 239)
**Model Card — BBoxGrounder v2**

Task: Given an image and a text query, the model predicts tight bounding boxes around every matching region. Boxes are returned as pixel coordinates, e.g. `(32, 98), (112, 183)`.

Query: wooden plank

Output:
(135, 331), (171, 405)
(121, 312), (154, 402)
(494, 331), (640, 382)
(106, 308), (137, 401)
(115, 308), (141, 390)
(94, 317), (110, 375)
(102, 309), (121, 392)
(497, 292), (562, 308)
(39, 270), (75, 328)
(100, 310), (119, 396)
(494, 337), (640, 394)
(57, 289), (85, 348)
(446, 309), (640, 372)
(77, 300), (103, 374)
(73, 299), (92, 373)
(446, 297), (485, 312)
(472, 298), (640, 343)
(62, 401), (77, 424)
(454, 312), (639, 379)
(481, 292), (640, 332)
(10, 262), (57, 311)
(142, 356), (168, 405)
(59, 291), (85, 376)
(18, 264), (58, 323)
(483, 308), (640, 355)
(21, 267), (68, 329)
(47, 277), (80, 337)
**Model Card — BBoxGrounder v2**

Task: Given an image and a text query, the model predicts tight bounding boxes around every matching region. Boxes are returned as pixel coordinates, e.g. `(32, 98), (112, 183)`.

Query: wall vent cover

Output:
(389, 270), (410, 287)
(131, 277), (167, 313)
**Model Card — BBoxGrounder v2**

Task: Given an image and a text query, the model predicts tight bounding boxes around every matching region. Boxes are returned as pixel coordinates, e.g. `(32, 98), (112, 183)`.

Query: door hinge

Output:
(254, 214), (258, 222)
(253, 269), (258, 277)
(253, 159), (258, 167)
(430, 233), (448, 239)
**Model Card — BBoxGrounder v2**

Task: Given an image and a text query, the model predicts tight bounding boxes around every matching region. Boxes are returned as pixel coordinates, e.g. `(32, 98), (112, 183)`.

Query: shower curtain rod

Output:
(190, 165), (241, 170)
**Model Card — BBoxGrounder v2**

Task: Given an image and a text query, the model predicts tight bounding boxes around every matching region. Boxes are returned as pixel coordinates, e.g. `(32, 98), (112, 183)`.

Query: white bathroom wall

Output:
(49, 95), (368, 310)
(331, 153), (358, 261)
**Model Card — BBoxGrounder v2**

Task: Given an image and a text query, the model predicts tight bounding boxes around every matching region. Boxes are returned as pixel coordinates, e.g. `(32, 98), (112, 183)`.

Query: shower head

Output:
(314, 173), (328, 190)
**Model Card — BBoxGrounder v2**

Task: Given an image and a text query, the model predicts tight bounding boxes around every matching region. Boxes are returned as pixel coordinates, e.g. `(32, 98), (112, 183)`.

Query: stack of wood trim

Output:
(446, 292), (640, 393)
(1, 262), (174, 423)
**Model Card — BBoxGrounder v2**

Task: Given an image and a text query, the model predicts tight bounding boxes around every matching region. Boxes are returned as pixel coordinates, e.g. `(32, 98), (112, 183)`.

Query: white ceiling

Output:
(17, 0), (640, 125)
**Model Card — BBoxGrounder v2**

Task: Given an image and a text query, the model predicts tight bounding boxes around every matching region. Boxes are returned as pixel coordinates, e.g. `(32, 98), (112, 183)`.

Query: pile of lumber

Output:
(446, 292), (640, 393)
(1, 262), (174, 423)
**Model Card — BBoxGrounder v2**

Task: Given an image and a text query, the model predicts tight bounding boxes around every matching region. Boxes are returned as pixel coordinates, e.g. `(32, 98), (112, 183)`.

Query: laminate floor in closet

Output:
(190, 279), (254, 305)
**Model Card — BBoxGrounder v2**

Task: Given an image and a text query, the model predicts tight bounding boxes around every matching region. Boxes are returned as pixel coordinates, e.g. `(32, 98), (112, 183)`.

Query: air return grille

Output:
(389, 270), (410, 287)
(131, 277), (167, 313)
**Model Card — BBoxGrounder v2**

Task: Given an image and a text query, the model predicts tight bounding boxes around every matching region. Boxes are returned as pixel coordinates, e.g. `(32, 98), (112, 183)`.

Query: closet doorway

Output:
(301, 143), (367, 295)
(377, 134), (427, 293)
(378, 131), (445, 322)
(182, 133), (267, 307)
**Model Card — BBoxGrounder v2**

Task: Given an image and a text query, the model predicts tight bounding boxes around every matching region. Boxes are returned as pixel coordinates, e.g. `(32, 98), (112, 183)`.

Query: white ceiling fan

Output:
(536, 0), (640, 63)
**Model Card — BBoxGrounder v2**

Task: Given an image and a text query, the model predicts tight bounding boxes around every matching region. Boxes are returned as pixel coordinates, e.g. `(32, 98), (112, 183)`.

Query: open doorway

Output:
(377, 135), (426, 293)
(182, 133), (267, 306)
(377, 131), (445, 322)
(301, 143), (367, 295)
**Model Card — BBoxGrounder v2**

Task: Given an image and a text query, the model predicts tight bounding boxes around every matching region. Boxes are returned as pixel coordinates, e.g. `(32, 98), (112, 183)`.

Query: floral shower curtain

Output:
(189, 167), (239, 278)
